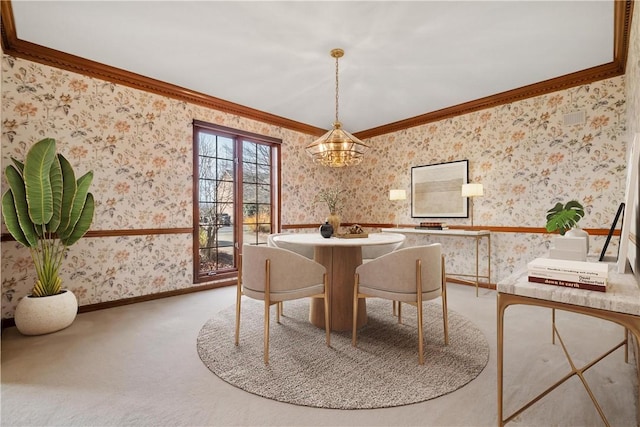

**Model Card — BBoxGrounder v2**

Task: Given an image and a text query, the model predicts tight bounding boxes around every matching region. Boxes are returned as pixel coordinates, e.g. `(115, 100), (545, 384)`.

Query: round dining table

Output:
(271, 232), (406, 331)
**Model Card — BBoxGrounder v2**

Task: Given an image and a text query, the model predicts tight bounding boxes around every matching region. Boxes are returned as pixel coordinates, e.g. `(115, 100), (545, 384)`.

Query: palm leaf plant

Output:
(545, 200), (584, 235)
(2, 138), (94, 297)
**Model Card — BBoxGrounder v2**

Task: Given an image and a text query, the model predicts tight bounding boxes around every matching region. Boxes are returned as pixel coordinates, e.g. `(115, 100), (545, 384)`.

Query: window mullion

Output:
(193, 120), (279, 284)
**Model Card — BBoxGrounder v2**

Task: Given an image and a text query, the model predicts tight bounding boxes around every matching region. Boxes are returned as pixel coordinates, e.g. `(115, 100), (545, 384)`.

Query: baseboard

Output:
(1, 279), (236, 332)
(1, 276), (494, 332)
(1, 317), (16, 330)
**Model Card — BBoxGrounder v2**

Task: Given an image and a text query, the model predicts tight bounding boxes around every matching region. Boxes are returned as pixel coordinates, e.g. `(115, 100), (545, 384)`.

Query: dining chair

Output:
(361, 234), (406, 262)
(267, 233), (315, 259)
(352, 243), (448, 365)
(361, 234), (407, 316)
(235, 244), (330, 364)
(266, 233), (315, 316)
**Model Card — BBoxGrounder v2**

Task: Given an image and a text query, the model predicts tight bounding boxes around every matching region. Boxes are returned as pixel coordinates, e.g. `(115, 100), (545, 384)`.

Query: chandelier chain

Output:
(334, 53), (339, 124)
(304, 47), (369, 168)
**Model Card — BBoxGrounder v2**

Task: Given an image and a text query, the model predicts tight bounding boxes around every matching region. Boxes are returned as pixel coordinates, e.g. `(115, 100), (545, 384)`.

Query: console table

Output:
(497, 261), (640, 426)
(382, 228), (490, 296)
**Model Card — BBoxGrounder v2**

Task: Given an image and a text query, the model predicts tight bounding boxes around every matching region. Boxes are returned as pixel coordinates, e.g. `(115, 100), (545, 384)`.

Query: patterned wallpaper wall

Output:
(343, 76), (628, 281)
(0, 55), (336, 318)
(0, 48), (632, 318)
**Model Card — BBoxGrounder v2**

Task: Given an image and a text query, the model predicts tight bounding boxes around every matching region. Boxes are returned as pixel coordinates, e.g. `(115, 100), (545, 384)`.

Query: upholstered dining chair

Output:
(266, 233), (315, 316)
(235, 244), (330, 364)
(361, 234), (407, 316)
(352, 244), (448, 365)
(267, 233), (315, 259)
(361, 234), (406, 263)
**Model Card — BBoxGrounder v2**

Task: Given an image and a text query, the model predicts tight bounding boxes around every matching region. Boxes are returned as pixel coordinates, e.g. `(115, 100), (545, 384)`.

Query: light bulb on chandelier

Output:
(305, 48), (370, 168)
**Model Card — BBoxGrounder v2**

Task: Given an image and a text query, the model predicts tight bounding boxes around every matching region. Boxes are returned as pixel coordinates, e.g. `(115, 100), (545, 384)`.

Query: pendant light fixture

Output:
(305, 48), (369, 168)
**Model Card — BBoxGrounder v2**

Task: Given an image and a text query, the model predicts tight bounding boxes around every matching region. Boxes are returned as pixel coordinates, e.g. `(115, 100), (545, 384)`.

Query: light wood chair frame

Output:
(352, 253), (449, 365)
(235, 249), (331, 365)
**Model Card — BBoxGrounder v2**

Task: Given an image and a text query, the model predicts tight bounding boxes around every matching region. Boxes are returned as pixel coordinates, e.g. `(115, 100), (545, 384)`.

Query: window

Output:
(193, 120), (280, 283)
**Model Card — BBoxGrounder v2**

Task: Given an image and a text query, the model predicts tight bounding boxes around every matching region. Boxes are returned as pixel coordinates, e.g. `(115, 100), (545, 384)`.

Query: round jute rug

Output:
(197, 298), (489, 409)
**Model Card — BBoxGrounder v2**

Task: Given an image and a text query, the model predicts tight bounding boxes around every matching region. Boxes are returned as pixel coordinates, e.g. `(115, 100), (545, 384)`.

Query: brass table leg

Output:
(475, 236), (480, 297)
(497, 293), (506, 427)
(498, 292), (640, 426)
(487, 233), (491, 291)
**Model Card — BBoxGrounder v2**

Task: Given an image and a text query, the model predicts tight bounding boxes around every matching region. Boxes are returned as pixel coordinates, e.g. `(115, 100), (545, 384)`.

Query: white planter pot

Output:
(14, 290), (78, 336)
(565, 227), (590, 254)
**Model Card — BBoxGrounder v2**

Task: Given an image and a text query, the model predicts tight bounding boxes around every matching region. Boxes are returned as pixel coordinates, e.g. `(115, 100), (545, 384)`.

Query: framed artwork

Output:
(411, 160), (468, 218)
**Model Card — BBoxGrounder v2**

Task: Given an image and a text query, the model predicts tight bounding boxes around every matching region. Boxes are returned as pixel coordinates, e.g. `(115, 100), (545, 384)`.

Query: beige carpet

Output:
(197, 297), (489, 409)
(2, 284), (637, 426)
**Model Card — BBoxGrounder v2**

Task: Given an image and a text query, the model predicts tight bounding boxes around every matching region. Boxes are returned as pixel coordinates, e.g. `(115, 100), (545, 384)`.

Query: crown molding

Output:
(1, 0), (634, 140)
(0, 1), (327, 137)
(354, 0), (634, 139)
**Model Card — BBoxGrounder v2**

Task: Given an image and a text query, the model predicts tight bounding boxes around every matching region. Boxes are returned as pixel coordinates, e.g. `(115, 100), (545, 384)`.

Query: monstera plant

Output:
(2, 137), (94, 296)
(545, 200), (585, 236)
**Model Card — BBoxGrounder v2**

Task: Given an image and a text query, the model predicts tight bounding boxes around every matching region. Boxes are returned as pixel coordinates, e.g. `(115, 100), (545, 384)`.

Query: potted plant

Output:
(545, 200), (585, 235)
(2, 138), (94, 335)
(545, 199), (589, 252)
(313, 187), (345, 235)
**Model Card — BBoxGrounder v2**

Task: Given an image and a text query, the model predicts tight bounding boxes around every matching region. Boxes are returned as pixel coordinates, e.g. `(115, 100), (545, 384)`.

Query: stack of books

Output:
(527, 257), (608, 292)
(415, 222), (449, 230)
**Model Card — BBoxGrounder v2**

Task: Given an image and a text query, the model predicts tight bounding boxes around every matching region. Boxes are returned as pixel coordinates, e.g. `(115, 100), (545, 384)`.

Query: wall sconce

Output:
(461, 183), (483, 228)
(389, 189), (407, 228)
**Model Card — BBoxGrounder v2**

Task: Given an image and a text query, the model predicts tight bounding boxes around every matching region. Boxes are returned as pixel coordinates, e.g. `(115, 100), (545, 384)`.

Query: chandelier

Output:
(305, 48), (369, 168)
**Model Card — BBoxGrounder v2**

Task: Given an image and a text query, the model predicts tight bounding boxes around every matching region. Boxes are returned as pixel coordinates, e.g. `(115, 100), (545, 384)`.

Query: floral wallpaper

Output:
(0, 55), (332, 318)
(342, 76), (628, 281)
(0, 41), (634, 318)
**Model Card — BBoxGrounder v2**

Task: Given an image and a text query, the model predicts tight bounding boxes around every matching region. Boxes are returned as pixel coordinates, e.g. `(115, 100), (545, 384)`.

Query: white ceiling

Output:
(10, 1), (614, 133)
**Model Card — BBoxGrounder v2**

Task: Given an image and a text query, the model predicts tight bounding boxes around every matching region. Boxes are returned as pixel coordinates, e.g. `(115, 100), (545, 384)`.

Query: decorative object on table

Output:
(565, 227), (589, 252)
(335, 233), (369, 239)
(527, 257), (608, 292)
(348, 224), (363, 234)
(599, 202), (625, 261)
(461, 182), (484, 228)
(326, 213), (341, 236)
(411, 160), (469, 218)
(545, 200), (585, 235)
(545, 199), (588, 255)
(336, 224), (368, 238)
(549, 236), (587, 261)
(2, 138), (95, 335)
(415, 221), (449, 230)
(389, 189), (406, 228)
(304, 48), (369, 168)
(319, 221), (333, 238)
(313, 186), (344, 234)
